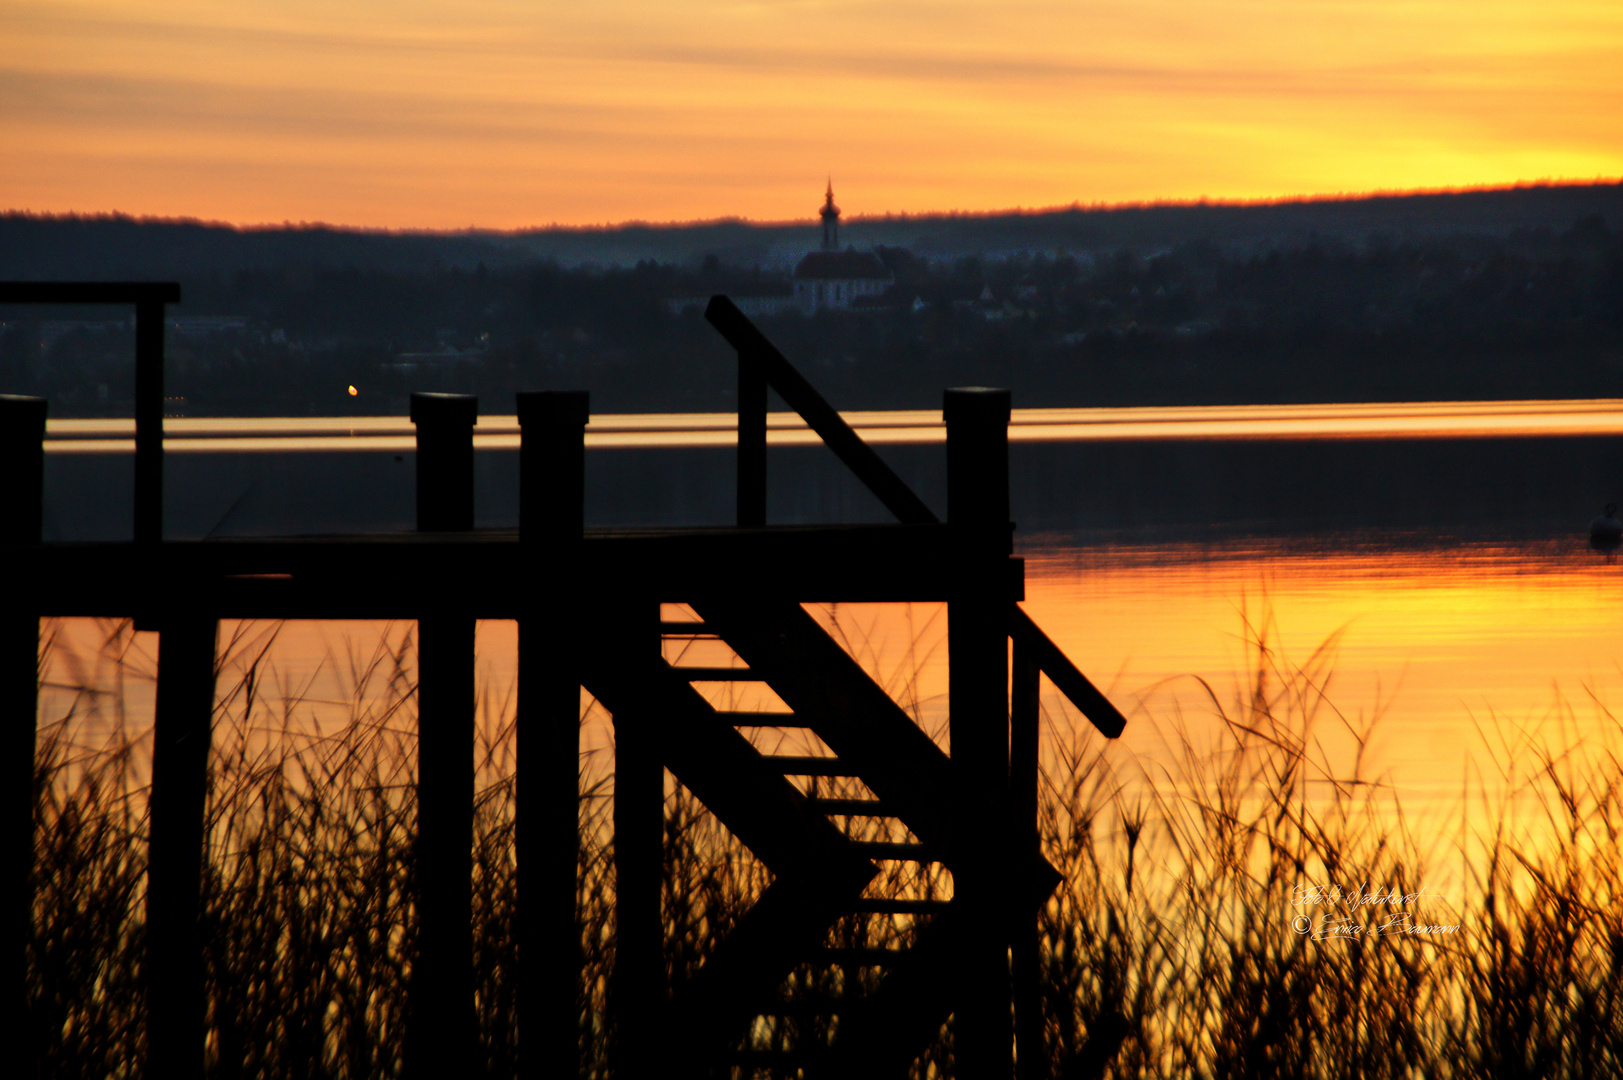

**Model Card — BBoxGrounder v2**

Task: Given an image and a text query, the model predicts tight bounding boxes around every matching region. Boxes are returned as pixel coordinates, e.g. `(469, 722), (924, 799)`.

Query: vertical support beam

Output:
(736, 347), (767, 528)
(946, 386), (1014, 1080)
(516, 390), (590, 1079)
(406, 393), (478, 1079)
(1, 395), (46, 1070)
(133, 299), (165, 546)
(1011, 644), (1045, 1080)
(609, 603), (664, 1080)
(145, 615), (217, 1080)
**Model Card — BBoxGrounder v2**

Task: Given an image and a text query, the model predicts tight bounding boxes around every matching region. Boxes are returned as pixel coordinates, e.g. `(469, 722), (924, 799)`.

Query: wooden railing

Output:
(706, 295), (1126, 740)
(708, 294), (1126, 1078)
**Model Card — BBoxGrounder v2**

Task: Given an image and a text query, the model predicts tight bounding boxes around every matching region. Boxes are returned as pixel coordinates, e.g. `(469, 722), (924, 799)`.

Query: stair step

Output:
(808, 797), (890, 816)
(717, 711), (809, 728)
(816, 947), (908, 968)
(850, 840), (939, 862)
(730, 1049), (814, 1068)
(658, 621), (712, 635)
(752, 1000), (841, 1018)
(670, 666), (756, 681)
(768, 755), (858, 776)
(852, 898), (952, 915)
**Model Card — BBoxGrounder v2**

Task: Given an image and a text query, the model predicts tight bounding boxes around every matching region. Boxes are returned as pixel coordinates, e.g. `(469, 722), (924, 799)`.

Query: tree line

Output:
(1, 214), (1619, 417)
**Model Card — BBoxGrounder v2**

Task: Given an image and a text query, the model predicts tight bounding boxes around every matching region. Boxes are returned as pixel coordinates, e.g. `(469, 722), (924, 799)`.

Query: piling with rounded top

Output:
(405, 391), (478, 1078)
(410, 393), (477, 531)
(944, 385), (1015, 1080)
(517, 390), (589, 541)
(944, 387), (1012, 555)
(516, 390), (590, 1075)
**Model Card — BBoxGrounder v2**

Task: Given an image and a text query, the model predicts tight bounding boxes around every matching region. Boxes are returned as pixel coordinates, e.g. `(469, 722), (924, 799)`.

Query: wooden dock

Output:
(2, 283), (1126, 1079)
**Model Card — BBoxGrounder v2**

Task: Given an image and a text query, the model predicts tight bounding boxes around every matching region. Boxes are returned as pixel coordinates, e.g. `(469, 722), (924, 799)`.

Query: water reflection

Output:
(1021, 533), (1623, 828)
(40, 398), (1623, 452)
(37, 532), (1622, 847)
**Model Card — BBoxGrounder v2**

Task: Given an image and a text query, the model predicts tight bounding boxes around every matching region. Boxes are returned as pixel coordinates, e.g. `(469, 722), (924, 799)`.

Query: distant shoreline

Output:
(5, 177), (1621, 241)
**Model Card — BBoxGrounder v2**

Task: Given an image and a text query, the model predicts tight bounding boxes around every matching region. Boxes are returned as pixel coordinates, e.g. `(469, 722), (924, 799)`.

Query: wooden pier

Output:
(2, 283), (1126, 1079)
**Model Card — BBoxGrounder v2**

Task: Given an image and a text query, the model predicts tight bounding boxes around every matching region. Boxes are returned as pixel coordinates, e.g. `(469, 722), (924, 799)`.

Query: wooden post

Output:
(406, 393), (478, 1079)
(610, 603), (664, 1080)
(412, 392), (478, 533)
(737, 342), (767, 528)
(134, 299), (166, 547)
(1011, 643), (1045, 1080)
(516, 390), (590, 1078)
(145, 614), (217, 1080)
(1, 395), (46, 1068)
(945, 386), (1014, 1080)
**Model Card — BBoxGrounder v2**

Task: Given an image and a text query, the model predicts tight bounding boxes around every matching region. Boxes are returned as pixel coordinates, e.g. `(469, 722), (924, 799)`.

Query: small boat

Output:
(1591, 504), (1622, 549)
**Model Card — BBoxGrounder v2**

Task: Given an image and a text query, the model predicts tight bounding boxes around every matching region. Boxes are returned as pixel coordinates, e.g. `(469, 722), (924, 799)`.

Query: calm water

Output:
(1022, 536), (1623, 812)
(38, 399), (1623, 541)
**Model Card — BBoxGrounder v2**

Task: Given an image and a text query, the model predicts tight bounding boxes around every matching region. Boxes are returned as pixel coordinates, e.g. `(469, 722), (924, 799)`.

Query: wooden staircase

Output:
(584, 597), (1064, 1078)
(576, 297), (1128, 1079)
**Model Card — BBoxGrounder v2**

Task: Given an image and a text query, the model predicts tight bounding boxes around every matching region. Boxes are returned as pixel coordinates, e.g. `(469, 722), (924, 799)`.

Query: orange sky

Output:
(3, 0), (1621, 229)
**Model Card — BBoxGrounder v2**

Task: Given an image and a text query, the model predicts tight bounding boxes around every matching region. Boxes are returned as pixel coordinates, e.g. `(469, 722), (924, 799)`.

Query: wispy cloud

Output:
(2, 0), (1619, 225)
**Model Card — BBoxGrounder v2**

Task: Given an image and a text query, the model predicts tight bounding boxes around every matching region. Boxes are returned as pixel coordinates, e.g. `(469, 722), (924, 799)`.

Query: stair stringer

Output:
(690, 598), (956, 852)
(692, 598), (1073, 1075)
(580, 632), (879, 1066)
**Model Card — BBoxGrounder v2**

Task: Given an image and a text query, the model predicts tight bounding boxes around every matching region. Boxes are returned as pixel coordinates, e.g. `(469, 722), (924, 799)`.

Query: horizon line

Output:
(5, 176), (1620, 239)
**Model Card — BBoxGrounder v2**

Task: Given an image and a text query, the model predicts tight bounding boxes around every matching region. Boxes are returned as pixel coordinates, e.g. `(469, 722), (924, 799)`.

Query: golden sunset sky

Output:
(3, 0), (1620, 228)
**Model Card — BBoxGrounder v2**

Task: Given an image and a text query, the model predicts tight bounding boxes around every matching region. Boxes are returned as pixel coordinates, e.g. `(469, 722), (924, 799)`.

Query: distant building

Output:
(793, 181), (892, 312)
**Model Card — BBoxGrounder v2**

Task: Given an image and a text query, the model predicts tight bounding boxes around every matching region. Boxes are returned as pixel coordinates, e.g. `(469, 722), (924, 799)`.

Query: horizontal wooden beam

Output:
(806, 798), (890, 816)
(16, 523), (1023, 616)
(670, 667), (756, 682)
(0, 282), (181, 305)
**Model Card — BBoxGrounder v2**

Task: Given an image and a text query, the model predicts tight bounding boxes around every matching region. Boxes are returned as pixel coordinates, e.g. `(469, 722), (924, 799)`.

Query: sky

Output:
(3, 0), (1621, 229)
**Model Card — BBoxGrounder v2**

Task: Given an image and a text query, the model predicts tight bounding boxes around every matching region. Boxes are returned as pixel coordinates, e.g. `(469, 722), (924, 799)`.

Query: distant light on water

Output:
(36, 400), (1623, 455)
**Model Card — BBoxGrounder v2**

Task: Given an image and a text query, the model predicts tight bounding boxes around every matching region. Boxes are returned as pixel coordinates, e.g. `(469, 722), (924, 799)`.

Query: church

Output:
(793, 181), (892, 312)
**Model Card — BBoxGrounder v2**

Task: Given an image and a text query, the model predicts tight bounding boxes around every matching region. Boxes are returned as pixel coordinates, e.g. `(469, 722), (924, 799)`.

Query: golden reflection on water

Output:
(37, 537), (1623, 848)
(39, 399), (1623, 453)
(1020, 537), (1623, 833)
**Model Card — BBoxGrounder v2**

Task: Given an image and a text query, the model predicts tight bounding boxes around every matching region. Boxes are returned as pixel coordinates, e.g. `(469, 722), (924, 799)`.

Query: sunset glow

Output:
(3, 0), (1622, 228)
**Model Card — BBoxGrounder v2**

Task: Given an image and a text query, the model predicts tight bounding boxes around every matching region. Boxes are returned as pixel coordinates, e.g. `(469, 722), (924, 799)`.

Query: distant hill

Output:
(4, 182), (1621, 279)
(3, 179), (1621, 418)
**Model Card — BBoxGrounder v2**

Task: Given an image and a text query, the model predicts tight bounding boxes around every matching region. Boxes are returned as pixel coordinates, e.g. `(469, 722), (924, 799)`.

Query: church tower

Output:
(795, 178), (889, 312)
(820, 178), (840, 251)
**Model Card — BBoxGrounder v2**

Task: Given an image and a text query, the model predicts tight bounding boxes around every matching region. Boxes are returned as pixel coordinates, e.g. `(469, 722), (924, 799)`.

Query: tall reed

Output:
(25, 610), (1623, 1078)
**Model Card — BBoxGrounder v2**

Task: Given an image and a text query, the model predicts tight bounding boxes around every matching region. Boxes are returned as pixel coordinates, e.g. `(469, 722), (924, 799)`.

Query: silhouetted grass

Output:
(25, 611), (1623, 1078)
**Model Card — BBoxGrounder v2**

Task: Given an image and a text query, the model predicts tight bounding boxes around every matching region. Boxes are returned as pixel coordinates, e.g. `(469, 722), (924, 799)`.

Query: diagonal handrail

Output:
(706, 295), (936, 525)
(703, 294), (1126, 738)
(1009, 608), (1125, 737)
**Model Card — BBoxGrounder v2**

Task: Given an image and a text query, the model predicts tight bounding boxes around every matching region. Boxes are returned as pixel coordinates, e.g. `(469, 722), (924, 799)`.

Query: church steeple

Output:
(819, 178), (840, 251)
